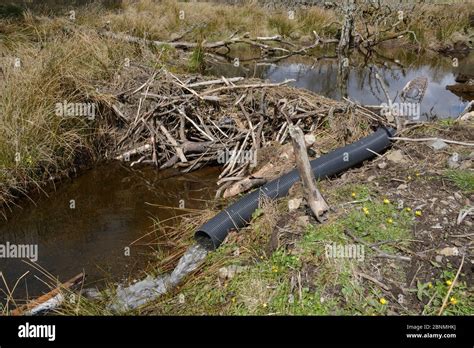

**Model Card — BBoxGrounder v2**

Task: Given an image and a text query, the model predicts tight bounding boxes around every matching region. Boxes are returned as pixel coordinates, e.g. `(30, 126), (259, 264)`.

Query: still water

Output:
(0, 162), (218, 305)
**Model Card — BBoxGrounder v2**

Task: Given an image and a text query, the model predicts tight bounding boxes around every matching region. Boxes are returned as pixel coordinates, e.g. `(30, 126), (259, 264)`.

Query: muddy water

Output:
(207, 50), (472, 119)
(0, 162), (219, 304)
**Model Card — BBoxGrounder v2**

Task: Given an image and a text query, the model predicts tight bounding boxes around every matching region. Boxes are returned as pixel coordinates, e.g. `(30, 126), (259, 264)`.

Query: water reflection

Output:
(207, 50), (471, 119)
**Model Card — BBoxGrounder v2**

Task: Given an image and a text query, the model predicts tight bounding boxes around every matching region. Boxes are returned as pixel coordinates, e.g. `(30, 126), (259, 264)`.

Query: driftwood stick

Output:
(390, 137), (474, 147)
(202, 79), (296, 96)
(344, 229), (412, 262)
(115, 144), (152, 161)
(186, 77), (244, 88)
(159, 123), (188, 163)
(178, 108), (215, 141)
(288, 124), (329, 221)
(438, 253), (465, 315)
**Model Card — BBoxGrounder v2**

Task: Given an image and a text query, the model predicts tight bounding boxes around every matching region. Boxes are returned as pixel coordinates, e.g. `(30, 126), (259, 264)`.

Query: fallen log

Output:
(11, 273), (85, 316)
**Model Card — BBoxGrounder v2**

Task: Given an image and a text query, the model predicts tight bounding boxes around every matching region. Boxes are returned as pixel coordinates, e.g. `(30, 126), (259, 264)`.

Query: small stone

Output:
(431, 223), (443, 229)
(435, 255), (443, 263)
(296, 215), (310, 227)
(367, 175), (377, 182)
(429, 139), (448, 151)
(378, 161), (388, 169)
(83, 288), (101, 300)
(437, 247), (460, 257)
(447, 154), (460, 169)
(465, 220), (473, 227)
(460, 160), (472, 170)
(454, 192), (462, 201)
(218, 265), (246, 280)
(288, 198), (303, 212)
(387, 150), (406, 163)
(396, 184), (408, 190)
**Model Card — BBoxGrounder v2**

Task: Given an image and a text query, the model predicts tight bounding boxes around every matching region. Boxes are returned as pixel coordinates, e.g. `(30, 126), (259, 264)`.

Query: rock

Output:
(437, 247), (460, 257)
(454, 192), (462, 201)
(386, 150), (406, 163)
(429, 139), (448, 151)
(290, 31), (301, 40)
(460, 160), (472, 170)
(377, 161), (388, 169)
(296, 215), (310, 228)
(396, 184), (408, 190)
(447, 154), (460, 169)
(431, 223), (443, 229)
(435, 255), (443, 263)
(218, 265), (247, 280)
(299, 35), (313, 44)
(288, 198), (303, 212)
(367, 175), (377, 182)
(83, 288), (102, 300)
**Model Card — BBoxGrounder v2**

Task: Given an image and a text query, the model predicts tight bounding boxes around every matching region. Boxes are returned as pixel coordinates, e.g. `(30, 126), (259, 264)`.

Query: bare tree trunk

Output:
(288, 125), (329, 221)
(337, 0), (356, 56)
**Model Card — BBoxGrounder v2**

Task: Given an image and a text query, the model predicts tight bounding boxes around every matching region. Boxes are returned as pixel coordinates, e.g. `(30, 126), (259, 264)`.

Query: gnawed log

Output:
(115, 144), (151, 161)
(288, 124), (329, 221)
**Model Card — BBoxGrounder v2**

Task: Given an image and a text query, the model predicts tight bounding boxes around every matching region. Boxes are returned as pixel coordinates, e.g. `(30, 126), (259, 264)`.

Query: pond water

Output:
(206, 49), (473, 119)
(0, 162), (218, 305)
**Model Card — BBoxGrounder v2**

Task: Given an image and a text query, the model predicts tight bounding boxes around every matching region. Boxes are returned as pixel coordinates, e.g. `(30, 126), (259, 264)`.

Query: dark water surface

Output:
(207, 49), (473, 119)
(0, 162), (218, 304)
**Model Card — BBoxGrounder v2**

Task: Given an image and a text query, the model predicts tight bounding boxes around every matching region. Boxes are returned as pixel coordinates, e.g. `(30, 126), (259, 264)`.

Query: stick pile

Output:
(104, 65), (376, 195)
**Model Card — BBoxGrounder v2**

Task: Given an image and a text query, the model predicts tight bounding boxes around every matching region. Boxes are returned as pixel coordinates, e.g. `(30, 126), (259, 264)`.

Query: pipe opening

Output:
(195, 231), (216, 251)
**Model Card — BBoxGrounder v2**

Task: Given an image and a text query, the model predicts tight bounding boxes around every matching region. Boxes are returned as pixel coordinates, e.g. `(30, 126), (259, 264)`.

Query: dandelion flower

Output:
(446, 280), (453, 286)
(363, 207), (369, 215)
(416, 172), (420, 177)
(383, 198), (390, 204)
(427, 282), (433, 289)
(407, 176), (412, 180)
(262, 303), (267, 308)
(379, 298), (387, 305)
(405, 207), (412, 212)
(351, 192), (356, 198)
(450, 297), (457, 305)
(387, 218), (393, 224)
(415, 210), (422, 217)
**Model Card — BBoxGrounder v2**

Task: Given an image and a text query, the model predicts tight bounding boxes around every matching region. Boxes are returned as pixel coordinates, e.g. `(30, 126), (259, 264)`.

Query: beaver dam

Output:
(0, 0), (473, 316)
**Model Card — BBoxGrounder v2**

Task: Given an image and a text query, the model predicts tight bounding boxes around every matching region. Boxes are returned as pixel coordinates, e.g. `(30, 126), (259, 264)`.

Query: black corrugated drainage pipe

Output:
(195, 127), (395, 250)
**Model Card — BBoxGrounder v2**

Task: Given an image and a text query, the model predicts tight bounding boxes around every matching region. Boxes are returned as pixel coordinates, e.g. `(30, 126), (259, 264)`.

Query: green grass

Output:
(416, 269), (473, 316)
(138, 187), (416, 315)
(444, 169), (474, 194)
